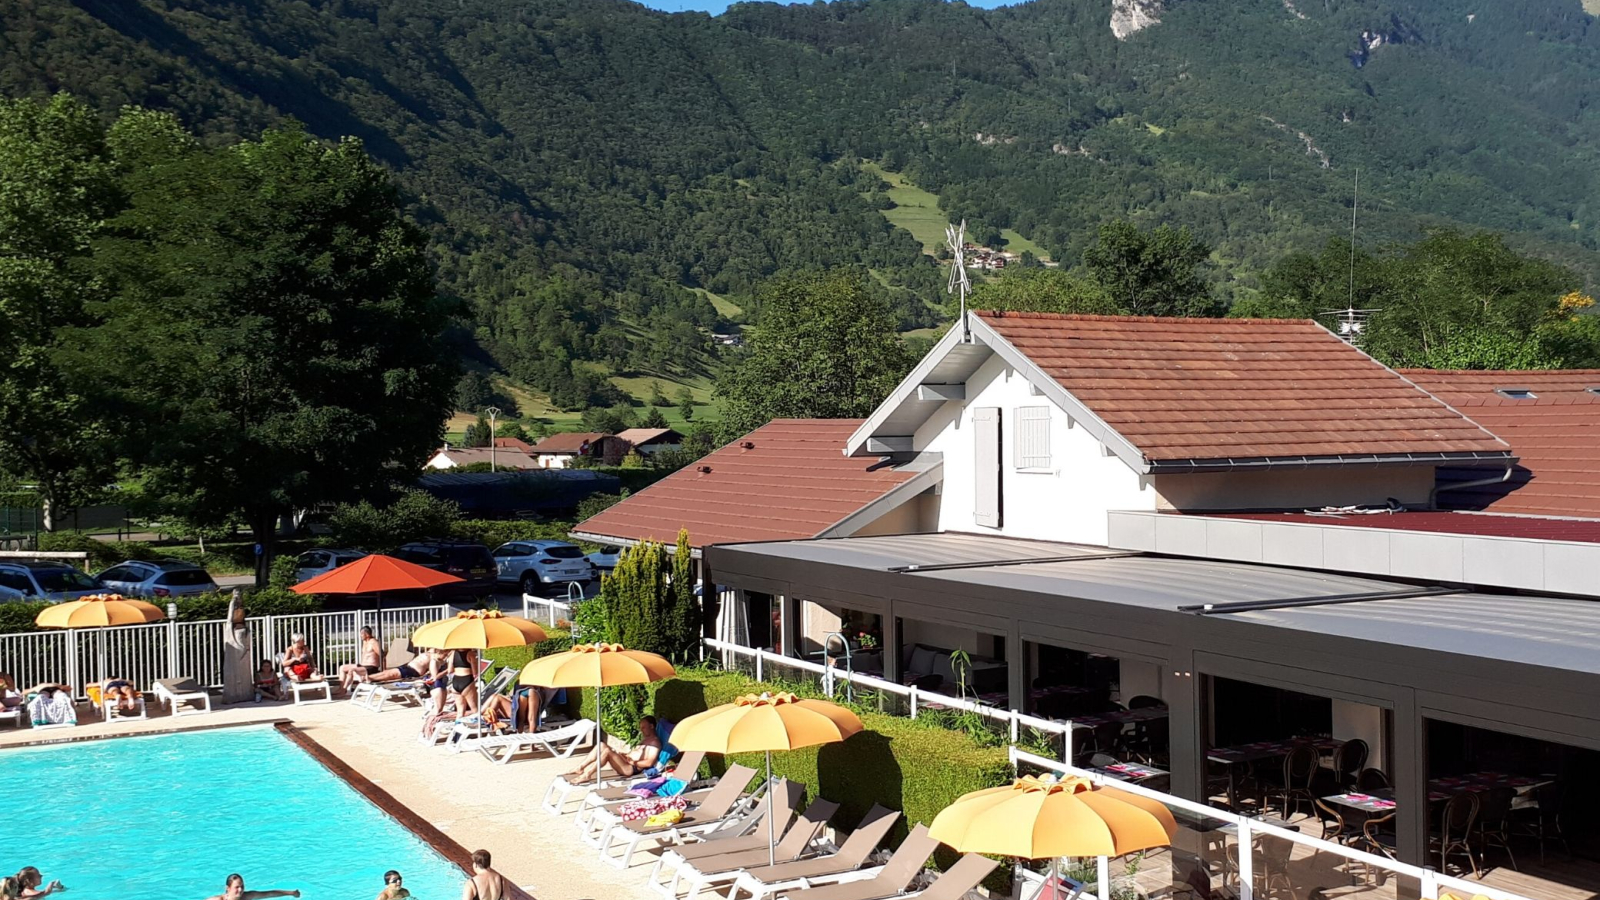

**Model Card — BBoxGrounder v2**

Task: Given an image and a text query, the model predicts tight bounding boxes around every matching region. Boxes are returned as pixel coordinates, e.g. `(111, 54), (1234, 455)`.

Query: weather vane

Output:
(946, 219), (972, 340)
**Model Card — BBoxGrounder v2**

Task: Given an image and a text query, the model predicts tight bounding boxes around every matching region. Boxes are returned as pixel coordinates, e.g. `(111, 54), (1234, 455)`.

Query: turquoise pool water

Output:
(0, 725), (466, 899)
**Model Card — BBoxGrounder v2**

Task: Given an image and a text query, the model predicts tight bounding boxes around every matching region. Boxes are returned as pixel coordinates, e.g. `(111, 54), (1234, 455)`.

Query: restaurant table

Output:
(1321, 790), (1398, 814)
(1089, 760), (1168, 783)
(1207, 737), (1343, 809)
(1427, 771), (1552, 802)
(1074, 706), (1169, 729)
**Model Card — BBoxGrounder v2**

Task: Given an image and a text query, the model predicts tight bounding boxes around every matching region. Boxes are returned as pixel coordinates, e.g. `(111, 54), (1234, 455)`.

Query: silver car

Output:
(492, 540), (595, 595)
(95, 560), (218, 599)
(0, 560), (102, 602)
(295, 548), (369, 583)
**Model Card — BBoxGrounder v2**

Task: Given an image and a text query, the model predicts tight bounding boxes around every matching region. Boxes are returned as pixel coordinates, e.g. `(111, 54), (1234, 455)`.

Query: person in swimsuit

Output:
(5, 867), (63, 898)
(447, 648), (479, 718)
(100, 675), (139, 713)
(565, 716), (661, 781)
(367, 651), (431, 685)
(204, 873), (300, 900)
(0, 673), (23, 712)
(461, 850), (505, 900)
(281, 635), (321, 683)
(338, 627), (383, 693)
(376, 870), (410, 900)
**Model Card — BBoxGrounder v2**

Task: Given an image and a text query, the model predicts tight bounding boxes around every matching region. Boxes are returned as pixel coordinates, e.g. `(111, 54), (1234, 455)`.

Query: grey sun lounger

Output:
(580, 758), (759, 845)
(570, 750), (710, 825)
(601, 763), (763, 868)
(772, 828), (997, 900)
(659, 796), (841, 900)
(649, 779), (806, 884)
(726, 805), (902, 900)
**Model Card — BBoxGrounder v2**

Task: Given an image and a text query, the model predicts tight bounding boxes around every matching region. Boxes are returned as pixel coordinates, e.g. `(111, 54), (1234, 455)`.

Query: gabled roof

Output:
(572, 419), (939, 549)
(531, 432), (608, 454)
(1400, 369), (1600, 519)
(428, 447), (539, 470)
(616, 427), (683, 446)
(848, 312), (1512, 474)
(493, 436), (534, 452)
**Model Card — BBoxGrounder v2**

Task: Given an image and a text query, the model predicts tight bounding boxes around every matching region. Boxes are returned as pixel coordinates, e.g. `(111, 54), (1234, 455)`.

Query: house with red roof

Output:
(530, 431), (629, 468)
(577, 311), (1600, 894)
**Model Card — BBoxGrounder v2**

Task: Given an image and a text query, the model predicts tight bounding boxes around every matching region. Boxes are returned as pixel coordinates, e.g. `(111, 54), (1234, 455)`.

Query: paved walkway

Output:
(0, 697), (655, 900)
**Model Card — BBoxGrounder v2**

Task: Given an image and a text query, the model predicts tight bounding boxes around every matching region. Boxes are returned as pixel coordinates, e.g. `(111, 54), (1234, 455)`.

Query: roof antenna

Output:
(1322, 168), (1376, 344)
(946, 219), (972, 341)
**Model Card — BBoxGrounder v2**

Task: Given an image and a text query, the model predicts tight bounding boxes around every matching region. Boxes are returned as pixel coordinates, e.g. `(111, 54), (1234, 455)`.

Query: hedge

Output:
(482, 629), (575, 672)
(573, 669), (1012, 849)
(0, 588), (322, 634)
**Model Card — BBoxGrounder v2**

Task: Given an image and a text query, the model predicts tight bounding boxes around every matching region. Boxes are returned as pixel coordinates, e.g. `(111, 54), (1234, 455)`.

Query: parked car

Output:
(587, 545), (622, 574)
(0, 560), (103, 602)
(294, 548), (370, 584)
(394, 541), (496, 598)
(493, 540), (595, 595)
(94, 560), (219, 599)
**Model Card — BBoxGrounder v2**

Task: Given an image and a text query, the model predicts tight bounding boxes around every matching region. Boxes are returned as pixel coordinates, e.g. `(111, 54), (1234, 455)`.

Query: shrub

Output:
(577, 668), (1012, 847)
(482, 628), (574, 672)
(173, 588), (321, 621)
(449, 519), (577, 549)
(328, 489), (461, 551)
(0, 600), (52, 635)
(575, 492), (624, 523)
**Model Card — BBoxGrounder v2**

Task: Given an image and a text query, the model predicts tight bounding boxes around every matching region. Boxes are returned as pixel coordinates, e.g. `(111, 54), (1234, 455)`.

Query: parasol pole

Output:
(595, 685), (604, 789)
(767, 749), (777, 867)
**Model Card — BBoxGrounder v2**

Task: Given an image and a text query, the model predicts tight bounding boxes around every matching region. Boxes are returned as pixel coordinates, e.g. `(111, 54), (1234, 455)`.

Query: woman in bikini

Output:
(566, 716), (661, 781)
(461, 850), (505, 900)
(447, 648), (479, 718)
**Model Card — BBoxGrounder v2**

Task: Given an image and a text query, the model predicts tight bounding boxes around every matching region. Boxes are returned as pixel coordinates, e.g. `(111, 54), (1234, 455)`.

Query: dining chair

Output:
(1510, 781), (1568, 863)
(1128, 694), (1166, 709)
(1310, 795), (1349, 844)
(1328, 739), (1368, 791)
(1274, 744), (1320, 821)
(1359, 810), (1397, 860)
(1356, 768), (1391, 792)
(1433, 792), (1481, 878)
(1474, 786), (1518, 872)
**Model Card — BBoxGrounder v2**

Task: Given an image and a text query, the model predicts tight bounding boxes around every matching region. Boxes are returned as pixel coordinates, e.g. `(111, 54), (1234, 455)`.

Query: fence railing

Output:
(521, 585), (583, 628)
(0, 604), (448, 699)
(704, 639), (1532, 900)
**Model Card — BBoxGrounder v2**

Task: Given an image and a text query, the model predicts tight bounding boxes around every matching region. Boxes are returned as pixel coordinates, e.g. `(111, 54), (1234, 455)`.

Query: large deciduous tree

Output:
(0, 95), (119, 519)
(1082, 221), (1220, 317)
(715, 271), (912, 440)
(76, 115), (458, 584)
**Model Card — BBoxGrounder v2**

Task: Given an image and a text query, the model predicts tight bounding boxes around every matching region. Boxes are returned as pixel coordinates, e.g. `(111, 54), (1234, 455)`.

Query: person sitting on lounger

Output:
(100, 675), (140, 714)
(0, 673), (22, 712)
(566, 715), (661, 782)
(281, 634), (321, 683)
(205, 873), (299, 900)
(338, 627), (384, 693)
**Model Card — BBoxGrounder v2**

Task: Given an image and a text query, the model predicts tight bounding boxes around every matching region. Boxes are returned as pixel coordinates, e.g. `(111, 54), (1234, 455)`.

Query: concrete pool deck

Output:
(0, 698), (655, 900)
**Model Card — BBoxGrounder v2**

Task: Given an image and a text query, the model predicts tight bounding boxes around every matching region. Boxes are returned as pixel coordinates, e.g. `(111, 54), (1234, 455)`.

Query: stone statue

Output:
(222, 588), (255, 704)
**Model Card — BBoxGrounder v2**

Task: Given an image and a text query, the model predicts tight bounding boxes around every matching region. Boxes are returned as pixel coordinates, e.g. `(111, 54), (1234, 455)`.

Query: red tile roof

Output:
(1217, 510), (1600, 545)
(974, 311), (1511, 463)
(493, 436), (533, 452)
(574, 419), (923, 548)
(1400, 369), (1600, 519)
(531, 432), (608, 454)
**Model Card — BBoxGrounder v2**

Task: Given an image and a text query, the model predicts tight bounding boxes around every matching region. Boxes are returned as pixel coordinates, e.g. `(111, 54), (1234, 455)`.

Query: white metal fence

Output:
(706, 639), (1532, 900)
(520, 584), (584, 628)
(0, 604), (448, 698)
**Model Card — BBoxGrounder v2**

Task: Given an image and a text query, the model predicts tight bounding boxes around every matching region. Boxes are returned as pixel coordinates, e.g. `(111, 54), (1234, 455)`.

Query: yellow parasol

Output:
(410, 608), (547, 650)
(671, 691), (864, 864)
(36, 593), (167, 695)
(519, 643), (676, 788)
(930, 774), (1176, 900)
(35, 593), (165, 629)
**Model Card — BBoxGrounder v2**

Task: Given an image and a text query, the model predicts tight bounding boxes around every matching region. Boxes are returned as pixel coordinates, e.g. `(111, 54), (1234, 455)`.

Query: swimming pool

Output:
(0, 725), (466, 899)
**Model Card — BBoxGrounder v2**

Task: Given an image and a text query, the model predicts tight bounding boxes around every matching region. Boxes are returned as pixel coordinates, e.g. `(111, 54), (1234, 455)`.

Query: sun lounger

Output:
(725, 806), (902, 900)
(420, 665), (516, 746)
(463, 717), (598, 763)
(649, 778), (805, 883)
(661, 796), (840, 900)
(773, 843), (998, 900)
(27, 690), (77, 729)
(100, 693), (148, 721)
(600, 763), (763, 869)
(287, 676), (332, 705)
(350, 639), (425, 709)
(0, 705), (20, 728)
(563, 749), (709, 823)
(581, 764), (763, 845)
(153, 677), (213, 716)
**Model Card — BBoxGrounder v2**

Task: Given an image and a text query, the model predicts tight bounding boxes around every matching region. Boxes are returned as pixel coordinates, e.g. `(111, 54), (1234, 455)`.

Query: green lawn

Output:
(861, 161), (1051, 262)
(695, 287), (742, 319)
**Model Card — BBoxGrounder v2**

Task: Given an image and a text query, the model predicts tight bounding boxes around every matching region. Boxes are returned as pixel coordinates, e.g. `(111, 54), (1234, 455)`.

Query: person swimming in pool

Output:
(204, 873), (299, 900)
(461, 850), (505, 900)
(2, 866), (63, 898)
(376, 870), (410, 900)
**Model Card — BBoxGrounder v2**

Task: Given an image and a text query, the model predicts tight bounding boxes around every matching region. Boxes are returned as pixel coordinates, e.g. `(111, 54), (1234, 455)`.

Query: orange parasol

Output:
(411, 608), (547, 650)
(35, 593), (165, 629)
(290, 554), (462, 595)
(519, 643), (677, 788)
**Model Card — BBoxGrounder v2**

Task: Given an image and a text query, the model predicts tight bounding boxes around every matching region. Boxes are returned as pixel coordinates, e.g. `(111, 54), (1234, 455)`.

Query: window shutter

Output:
(1013, 406), (1052, 470)
(973, 407), (1002, 528)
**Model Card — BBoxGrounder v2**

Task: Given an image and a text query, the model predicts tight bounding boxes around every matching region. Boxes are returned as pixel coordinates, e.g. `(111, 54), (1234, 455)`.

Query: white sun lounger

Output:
(287, 677), (333, 705)
(580, 765), (761, 844)
(100, 694), (148, 721)
(572, 749), (711, 827)
(599, 764), (763, 869)
(463, 718), (598, 763)
(153, 677), (213, 716)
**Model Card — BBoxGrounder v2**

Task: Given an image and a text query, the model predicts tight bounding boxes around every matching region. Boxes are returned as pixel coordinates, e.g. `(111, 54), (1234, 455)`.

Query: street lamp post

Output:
(485, 406), (502, 472)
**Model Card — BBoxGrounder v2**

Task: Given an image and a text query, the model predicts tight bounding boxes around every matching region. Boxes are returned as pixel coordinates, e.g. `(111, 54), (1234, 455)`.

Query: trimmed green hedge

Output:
(483, 629), (575, 672)
(0, 588), (322, 634)
(576, 669), (1012, 844)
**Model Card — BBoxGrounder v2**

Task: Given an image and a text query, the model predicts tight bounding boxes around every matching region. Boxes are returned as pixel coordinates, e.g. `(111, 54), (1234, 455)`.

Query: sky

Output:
(639, 0), (1012, 13)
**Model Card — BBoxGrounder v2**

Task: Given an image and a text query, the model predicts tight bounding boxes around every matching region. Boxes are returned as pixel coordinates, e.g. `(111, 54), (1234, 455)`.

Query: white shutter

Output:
(973, 407), (1002, 528)
(1013, 406), (1052, 471)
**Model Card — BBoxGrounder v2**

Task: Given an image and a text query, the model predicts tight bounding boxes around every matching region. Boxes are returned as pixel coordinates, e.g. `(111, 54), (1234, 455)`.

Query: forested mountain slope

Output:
(3, 0), (1598, 403)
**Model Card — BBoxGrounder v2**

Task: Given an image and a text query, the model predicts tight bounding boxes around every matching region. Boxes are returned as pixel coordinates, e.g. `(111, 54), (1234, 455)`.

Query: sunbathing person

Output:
(25, 685), (75, 727)
(566, 715), (661, 781)
(255, 660), (282, 701)
(367, 651), (432, 685)
(281, 634), (321, 683)
(0, 673), (22, 713)
(477, 686), (539, 733)
(100, 675), (140, 713)
(338, 626), (383, 693)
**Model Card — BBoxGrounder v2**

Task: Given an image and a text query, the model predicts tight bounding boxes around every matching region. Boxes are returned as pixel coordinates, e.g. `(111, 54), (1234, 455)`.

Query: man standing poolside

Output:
(205, 873), (300, 900)
(461, 849), (506, 900)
